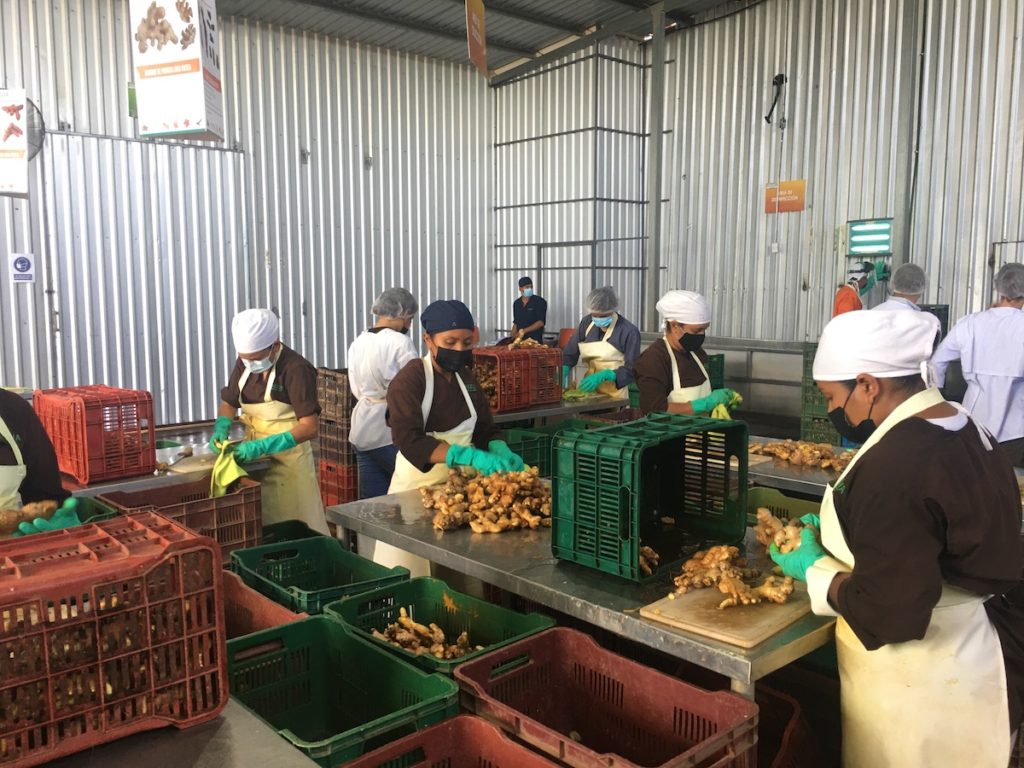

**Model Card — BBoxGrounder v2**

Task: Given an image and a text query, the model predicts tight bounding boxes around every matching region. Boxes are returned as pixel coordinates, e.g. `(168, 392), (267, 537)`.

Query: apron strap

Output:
(584, 315), (618, 342)
(236, 346), (283, 404)
(664, 337), (682, 392)
(690, 350), (710, 384)
(419, 355), (477, 427)
(0, 415), (25, 467)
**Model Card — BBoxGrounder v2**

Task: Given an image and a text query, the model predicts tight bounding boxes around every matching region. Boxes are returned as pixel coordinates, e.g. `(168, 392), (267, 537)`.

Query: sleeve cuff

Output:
(806, 556), (851, 617)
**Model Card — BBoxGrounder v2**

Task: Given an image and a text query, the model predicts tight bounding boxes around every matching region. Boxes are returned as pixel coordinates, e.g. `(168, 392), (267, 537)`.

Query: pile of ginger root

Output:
(420, 468), (551, 534)
(753, 508), (818, 554)
(371, 607), (484, 660)
(669, 544), (795, 610)
(749, 440), (854, 471)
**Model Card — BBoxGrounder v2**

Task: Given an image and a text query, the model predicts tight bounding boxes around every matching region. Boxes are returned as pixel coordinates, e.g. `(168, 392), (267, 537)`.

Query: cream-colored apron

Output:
(237, 354), (329, 535)
(362, 356), (479, 577)
(578, 318), (627, 399)
(804, 387), (1011, 767)
(665, 337), (713, 405)
(0, 415), (28, 509)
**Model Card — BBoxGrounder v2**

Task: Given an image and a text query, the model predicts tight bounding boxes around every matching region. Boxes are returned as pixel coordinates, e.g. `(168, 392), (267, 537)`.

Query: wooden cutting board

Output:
(639, 582), (812, 648)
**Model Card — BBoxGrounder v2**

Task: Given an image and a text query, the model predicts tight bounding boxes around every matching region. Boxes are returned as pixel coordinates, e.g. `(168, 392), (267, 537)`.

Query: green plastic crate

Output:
(228, 616), (458, 767)
(802, 343), (817, 378)
(552, 413), (748, 582)
(231, 537), (410, 614)
(746, 487), (820, 525)
(504, 419), (606, 477)
(706, 353), (725, 390)
(800, 416), (841, 446)
(324, 577), (555, 675)
(800, 380), (829, 418)
(628, 383), (641, 408)
(262, 519), (326, 545)
(77, 496), (118, 524)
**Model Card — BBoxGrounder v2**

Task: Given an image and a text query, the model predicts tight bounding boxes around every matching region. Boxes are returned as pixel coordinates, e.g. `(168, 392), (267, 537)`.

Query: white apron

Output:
(237, 354), (329, 535)
(365, 356), (478, 577)
(804, 387), (1011, 768)
(664, 337), (713, 405)
(0, 415), (28, 509)
(578, 318), (627, 399)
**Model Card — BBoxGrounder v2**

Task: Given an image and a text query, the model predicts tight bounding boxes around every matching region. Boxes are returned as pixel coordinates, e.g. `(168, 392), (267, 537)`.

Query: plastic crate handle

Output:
(231, 637), (286, 663)
(258, 547), (301, 564)
(485, 651), (532, 682)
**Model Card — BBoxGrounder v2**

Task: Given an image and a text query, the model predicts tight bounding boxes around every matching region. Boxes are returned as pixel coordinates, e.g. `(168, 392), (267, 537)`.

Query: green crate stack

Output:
(227, 616), (459, 766)
(551, 413), (748, 582)
(800, 415), (842, 445)
(800, 343), (834, 421)
(706, 353), (725, 390)
(503, 418), (605, 477)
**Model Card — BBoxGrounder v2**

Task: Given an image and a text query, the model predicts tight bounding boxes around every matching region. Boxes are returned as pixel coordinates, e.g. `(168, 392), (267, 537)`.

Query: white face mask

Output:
(242, 356), (274, 374)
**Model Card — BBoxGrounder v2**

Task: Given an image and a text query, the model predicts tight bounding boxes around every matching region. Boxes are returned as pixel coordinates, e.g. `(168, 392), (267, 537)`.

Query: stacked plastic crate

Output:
(316, 368), (358, 506)
(799, 344), (842, 445)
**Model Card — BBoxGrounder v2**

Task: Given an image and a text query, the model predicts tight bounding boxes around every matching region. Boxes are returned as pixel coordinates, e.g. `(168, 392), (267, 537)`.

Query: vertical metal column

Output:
(643, 3), (666, 332)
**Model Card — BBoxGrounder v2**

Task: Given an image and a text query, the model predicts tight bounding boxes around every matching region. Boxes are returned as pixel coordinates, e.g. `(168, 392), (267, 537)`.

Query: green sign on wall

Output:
(847, 218), (893, 256)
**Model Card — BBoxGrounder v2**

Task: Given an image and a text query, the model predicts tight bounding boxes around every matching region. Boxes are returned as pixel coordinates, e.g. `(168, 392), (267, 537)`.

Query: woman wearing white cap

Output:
(211, 308), (328, 533)
(633, 290), (738, 414)
(771, 309), (1023, 767)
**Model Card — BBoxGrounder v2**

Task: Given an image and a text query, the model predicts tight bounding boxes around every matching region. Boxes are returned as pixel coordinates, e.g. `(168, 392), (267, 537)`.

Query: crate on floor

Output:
(97, 475), (262, 560)
(455, 628), (758, 768)
(319, 460), (358, 507)
(746, 487), (820, 526)
(325, 577), (554, 675)
(344, 715), (561, 768)
(33, 385), (156, 484)
(552, 413), (748, 582)
(222, 569), (306, 640)
(473, 347), (532, 413)
(231, 535), (409, 614)
(318, 416), (355, 466)
(261, 519), (325, 545)
(0, 512), (228, 767)
(316, 367), (357, 423)
(227, 616), (458, 767)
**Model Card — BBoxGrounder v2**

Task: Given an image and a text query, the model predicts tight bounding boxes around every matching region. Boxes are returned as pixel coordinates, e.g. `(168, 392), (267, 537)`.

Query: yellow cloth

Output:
(210, 446), (248, 498)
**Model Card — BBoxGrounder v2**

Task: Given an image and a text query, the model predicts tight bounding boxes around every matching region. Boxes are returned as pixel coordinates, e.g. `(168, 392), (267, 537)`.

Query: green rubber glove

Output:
(691, 388), (739, 415)
(234, 432), (297, 463)
(561, 365), (571, 389)
(210, 416), (233, 453)
(874, 260), (889, 281)
(13, 498), (81, 537)
(799, 513), (821, 529)
(488, 440), (526, 472)
(770, 527), (827, 581)
(579, 369), (617, 393)
(446, 445), (505, 476)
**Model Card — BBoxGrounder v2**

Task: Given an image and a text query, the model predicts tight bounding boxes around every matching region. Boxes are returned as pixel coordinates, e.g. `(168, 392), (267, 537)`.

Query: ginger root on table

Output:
(672, 546), (759, 594)
(717, 574), (795, 609)
(371, 607), (483, 659)
(639, 545), (660, 577)
(753, 508), (818, 554)
(421, 468), (551, 534)
(750, 440), (855, 472)
(753, 508), (784, 548)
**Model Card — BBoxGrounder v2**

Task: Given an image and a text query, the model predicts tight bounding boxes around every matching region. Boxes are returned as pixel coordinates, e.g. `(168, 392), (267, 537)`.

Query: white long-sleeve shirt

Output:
(347, 328), (418, 451)
(932, 307), (1024, 442)
(872, 296), (920, 311)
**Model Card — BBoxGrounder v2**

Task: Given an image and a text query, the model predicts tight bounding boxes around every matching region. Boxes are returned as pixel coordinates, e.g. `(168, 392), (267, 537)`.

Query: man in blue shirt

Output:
(562, 286), (641, 397)
(510, 276), (547, 344)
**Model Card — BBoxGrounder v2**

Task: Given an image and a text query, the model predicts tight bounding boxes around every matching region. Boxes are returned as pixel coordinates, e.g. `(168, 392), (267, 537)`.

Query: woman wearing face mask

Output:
(633, 290), (739, 414)
(562, 287), (642, 396)
(347, 288), (420, 499)
(771, 310), (1024, 768)
(212, 308), (328, 533)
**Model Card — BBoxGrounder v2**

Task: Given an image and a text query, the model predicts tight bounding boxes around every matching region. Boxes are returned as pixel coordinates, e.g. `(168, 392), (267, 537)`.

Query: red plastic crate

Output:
(316, 367), (357, 422)
(346, 715), (561, 767)
(318, 416), (355, 465)
(33, 385), (156, 485)
(96, 476), (262, 560)
(319, 460), (357, 507)
(524, 346), (564, 406)
(473, 347), (532, 413)
(455, 628), (758, 768)
(756, 684), (817, 768)
(0, 512), (228, 767)
(222, 570), (305, 640)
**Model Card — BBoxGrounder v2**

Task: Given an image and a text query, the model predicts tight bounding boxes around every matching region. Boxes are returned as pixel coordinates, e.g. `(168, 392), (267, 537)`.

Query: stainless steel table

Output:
(48, 699), (317, 767)
(326, 492), (835, 699)
(492, 397), (626, 425)
(745, 436), (841, 498)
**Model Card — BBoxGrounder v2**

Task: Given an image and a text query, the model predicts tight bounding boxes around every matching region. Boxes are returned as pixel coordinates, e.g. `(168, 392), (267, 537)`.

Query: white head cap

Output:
(231, 309), (280, 354)
(813, 310), (940, 382)
(656, 290), (711, 325)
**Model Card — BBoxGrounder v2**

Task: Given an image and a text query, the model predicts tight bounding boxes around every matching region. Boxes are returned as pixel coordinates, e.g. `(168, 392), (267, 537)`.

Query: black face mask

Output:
(399, 325), (410, 335)
(681, 333), (706, 352)
(828, 387), (876, 443)
(434, 346), (473, 373)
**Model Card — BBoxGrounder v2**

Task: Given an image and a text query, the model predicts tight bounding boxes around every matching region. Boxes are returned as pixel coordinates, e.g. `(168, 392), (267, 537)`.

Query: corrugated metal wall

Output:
(0, 0), (490, 423)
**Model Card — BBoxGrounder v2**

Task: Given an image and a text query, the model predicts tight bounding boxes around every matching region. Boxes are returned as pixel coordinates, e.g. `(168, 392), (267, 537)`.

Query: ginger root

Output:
(421, 468), (551, 534)
(0, 500), (58, 536)
(750, 440), (855, 472)
(639, 545), (660, 577)
(717, 574), (795, 609)
(371, 607), (483, 659)
(754, 508), (818, 554)
(672, 546), (759, 594)
(753, 507), (784, 548)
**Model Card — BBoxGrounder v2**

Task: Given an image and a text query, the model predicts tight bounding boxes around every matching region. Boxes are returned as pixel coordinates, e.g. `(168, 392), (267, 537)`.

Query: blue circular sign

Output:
(12, 257), (31, 273)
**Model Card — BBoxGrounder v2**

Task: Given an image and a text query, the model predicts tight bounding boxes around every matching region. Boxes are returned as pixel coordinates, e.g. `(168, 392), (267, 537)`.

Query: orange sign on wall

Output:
(466, 0), (487, 77)
(764, 179), (806, 213)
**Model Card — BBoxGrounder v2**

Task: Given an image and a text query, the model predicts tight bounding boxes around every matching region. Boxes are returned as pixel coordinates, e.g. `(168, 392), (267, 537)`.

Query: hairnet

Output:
(371, 287), (418, 319)
(891, 263), (926, 296)
(420, 300), (475, 334)
(231, 309), (279, 354)
(519, 276), (533, 288)
(995, 263), (1024, 300)
(813, 310), (940, 382)
(656, 290), (710, 325)
(586, 286), (618, 313)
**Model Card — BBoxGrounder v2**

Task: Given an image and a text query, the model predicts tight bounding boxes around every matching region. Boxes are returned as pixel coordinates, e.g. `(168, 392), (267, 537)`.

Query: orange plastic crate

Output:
(0, 512), (228, 767)
(523, 346), (564, 406)
(222, 570), (305, 640)
(319, 460), (358, 507)
(33, 385), (156, 485)
(473, 347), (532, 413)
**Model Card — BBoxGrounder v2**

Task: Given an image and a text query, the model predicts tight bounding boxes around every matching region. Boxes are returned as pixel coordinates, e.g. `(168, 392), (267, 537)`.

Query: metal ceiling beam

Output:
(490, 0), (693, 85)
(439, 0), (582, 35)
(287, 0), (536, 57)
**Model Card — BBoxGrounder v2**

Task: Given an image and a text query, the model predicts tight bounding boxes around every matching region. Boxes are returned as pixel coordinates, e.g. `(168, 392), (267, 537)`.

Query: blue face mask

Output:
(592, 315), (614, 329)
(522, 288), (534, 298)
(242, 350), (275, 374)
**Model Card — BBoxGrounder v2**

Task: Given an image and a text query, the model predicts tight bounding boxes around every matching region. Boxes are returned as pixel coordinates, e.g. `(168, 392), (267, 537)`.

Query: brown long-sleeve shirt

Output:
(386, 359), (502, 472)
(0, 389), (70, 503)
(633, 340), (710, 413)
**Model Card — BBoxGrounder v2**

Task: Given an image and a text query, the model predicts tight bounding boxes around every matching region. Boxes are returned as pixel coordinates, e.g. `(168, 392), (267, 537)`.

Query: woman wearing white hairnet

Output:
(347, 288), (420, 498)
(771, 309), (1023, 767)
(561, 286), (641, 398)
(872, 263), (926, 311)
(633, 290), (738, 415)
(212, 308), (328, 533)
